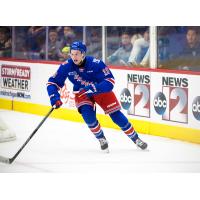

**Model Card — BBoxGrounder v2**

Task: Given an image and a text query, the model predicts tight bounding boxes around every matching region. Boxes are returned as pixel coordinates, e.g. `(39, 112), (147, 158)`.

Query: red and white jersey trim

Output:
(76, 101), (94, 108)
(47, 82), (61, 90)
(105, 105), (121, 114)
(90, 123), (101, 134)
(124, 126), (135, 135)
(105, 78), (115, 86)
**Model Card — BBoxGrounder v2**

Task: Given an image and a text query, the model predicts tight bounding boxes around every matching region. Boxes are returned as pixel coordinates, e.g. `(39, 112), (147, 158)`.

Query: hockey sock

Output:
(80, 105), (104, 139)
(109, 110), (138, 142)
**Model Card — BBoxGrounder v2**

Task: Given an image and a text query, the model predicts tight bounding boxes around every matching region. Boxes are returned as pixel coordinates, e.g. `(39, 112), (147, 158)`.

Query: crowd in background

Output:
(0, 26), (200, 72)
(0, 27), (12, 57)
(157, 26), (200, 71)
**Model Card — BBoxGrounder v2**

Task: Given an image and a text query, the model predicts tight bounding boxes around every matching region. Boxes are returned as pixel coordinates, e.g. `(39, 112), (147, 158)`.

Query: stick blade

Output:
(0, 156), (11, 164)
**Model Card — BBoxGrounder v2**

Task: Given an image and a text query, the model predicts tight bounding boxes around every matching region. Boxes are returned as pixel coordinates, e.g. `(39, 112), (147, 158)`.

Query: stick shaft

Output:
(0, 107), (54, 164)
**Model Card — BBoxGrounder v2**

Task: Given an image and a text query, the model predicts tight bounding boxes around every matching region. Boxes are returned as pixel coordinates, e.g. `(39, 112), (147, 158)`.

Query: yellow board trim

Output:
(0, 98), (200, 144)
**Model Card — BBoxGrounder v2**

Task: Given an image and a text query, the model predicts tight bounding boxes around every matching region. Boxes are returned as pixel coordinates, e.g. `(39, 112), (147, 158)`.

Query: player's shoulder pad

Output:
(61, 60), (69, 66)
(86, 56), (100, 64)
(92, 58), (101, 64)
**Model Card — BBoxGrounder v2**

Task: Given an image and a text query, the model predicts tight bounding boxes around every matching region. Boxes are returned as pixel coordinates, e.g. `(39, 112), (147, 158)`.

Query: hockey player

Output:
(47, 41), (147, 152)
(0, 117), (16, 143)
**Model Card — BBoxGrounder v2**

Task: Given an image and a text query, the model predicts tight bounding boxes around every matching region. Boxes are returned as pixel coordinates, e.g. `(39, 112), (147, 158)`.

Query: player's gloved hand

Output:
(78, 84), (97, 98)
(50, 94), (63, 109)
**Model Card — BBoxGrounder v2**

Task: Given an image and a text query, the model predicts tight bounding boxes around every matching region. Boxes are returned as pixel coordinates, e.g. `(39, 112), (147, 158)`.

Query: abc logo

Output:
(153, 92), (167, 115)
(192, 96), (200, 121)
(120, 88), (132, 110)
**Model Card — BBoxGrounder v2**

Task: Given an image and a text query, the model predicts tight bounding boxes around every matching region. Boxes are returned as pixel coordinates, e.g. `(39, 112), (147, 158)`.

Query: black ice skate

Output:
(98, 136), (109, 153)
(135, 138), (148, 150)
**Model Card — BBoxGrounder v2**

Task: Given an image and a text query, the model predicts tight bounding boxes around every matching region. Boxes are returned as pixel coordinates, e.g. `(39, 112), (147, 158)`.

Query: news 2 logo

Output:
(192, 96), (200, 121)
(120, 84), (150, 117)
(122, 74), (151, 118)
(154, 87), (188, 123)
(153, 77), (189, 123)
(153, 92), (167, 115)
(120, 88), (132, 110)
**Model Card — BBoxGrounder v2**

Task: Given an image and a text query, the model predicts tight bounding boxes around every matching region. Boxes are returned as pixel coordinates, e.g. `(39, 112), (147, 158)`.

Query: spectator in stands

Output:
(176, 27), (200, 71)
(107, 32), (133, 65)
(40, 29), (62, 60)
(0, 27), (11, 57)
(128, 29), (149, 67)
(15, 33), (28, 59)
(131, 33), (142, 46)
(61, 26), (76, 47)
(158, 26), (186, 66)
(87, 28), (102, 59)
(26, 26), (45, 59)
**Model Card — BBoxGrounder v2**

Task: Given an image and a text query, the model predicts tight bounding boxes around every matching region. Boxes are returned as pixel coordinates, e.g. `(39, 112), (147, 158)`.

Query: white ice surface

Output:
(0, 109), (200, 173)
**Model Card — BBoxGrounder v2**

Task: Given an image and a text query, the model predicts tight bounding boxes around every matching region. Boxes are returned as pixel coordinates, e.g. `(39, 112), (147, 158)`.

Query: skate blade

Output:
(136, 144), (148, 151)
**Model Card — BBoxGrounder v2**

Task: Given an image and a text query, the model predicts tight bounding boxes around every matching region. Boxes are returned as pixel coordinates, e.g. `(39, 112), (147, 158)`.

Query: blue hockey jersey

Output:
(47, 56), (115, 97)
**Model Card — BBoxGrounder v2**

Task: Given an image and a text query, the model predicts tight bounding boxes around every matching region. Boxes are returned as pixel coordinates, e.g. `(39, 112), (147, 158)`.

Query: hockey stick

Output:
(0, 107), (55, 164)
